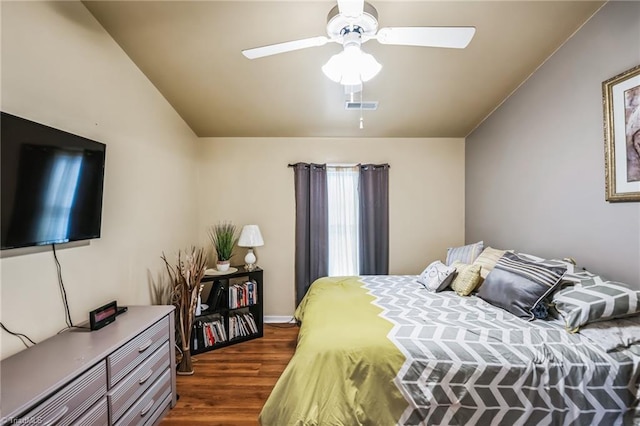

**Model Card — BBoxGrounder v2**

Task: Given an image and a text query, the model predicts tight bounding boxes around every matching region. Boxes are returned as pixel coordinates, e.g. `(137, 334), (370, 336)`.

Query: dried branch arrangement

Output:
(148, 271), (174, 306)
(161, 246), (207, 375)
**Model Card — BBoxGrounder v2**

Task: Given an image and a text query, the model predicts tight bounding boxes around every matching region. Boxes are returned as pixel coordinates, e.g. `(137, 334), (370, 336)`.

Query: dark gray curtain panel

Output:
(293, 163), (328, 306)
(359, 164), (389, 275)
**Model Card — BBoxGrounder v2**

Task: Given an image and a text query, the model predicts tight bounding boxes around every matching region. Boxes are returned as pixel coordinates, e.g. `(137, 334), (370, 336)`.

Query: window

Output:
(292, 161), (389, 305)
(327, 166), (360, 276)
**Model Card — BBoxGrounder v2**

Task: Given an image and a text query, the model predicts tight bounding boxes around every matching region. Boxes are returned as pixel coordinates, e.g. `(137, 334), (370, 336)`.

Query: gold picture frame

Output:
(603, 64), (640, 202)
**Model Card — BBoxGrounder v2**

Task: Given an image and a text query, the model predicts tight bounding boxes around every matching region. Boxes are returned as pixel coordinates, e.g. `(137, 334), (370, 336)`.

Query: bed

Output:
(259, 275), (640, 425)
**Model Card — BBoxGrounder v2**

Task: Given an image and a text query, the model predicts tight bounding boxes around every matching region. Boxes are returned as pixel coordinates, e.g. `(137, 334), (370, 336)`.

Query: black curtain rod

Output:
(287, 163), (390, 168)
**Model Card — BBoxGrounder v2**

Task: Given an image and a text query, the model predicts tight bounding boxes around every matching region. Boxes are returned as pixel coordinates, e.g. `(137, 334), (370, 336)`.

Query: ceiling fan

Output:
(242, 0), (475, 86)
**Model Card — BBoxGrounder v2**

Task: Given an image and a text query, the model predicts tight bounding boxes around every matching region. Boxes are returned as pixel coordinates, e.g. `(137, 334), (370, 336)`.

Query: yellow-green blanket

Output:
(260, 275), (640, 425)
(259, 276), (406, 425)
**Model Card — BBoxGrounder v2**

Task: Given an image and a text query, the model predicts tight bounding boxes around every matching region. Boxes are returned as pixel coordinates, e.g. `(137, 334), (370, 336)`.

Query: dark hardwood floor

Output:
(160, 324), (299, 426)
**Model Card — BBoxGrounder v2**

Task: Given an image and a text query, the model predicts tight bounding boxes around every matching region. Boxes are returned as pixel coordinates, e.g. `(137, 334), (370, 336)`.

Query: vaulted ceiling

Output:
(83, 1), (604, 138)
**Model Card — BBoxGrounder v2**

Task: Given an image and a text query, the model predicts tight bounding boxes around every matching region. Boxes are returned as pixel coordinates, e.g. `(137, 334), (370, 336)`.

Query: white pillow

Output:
(578, 315), (640, 352)
(418, 261), (456, 292)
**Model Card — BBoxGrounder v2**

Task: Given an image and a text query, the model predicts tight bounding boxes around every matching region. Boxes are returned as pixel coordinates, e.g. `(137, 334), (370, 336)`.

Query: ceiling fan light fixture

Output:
(322, 45), (382, 86)
(321, 53), (345, 83)
(357, 50), (382, 82)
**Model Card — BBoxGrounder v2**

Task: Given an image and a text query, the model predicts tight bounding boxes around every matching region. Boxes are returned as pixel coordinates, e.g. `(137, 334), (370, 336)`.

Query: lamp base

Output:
(244, 248), (257, 271)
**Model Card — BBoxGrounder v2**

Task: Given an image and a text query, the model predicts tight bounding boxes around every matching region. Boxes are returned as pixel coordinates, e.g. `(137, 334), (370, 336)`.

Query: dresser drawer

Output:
(108, 341), (170, 423)
(107, 317), (169, 387)
(70, 397), (108, 426)
(143, 393), (172, 426)
(17, 361), (106, 426)
(114, 369), (171, 426)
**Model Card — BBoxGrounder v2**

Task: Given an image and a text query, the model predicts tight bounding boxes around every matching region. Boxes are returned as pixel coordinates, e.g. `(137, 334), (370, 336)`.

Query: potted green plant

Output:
(209, 221), (238, 271)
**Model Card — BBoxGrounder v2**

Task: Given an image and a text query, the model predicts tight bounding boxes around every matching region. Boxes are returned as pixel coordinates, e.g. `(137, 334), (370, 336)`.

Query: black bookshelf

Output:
(191, 266), (263, 354)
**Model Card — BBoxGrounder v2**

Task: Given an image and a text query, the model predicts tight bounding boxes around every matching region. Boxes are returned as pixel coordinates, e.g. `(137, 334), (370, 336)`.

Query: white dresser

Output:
(0, 306), (176, 426)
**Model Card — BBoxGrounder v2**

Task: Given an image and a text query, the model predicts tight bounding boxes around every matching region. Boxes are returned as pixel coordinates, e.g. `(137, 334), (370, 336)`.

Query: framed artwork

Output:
(603, 64), (640, 202)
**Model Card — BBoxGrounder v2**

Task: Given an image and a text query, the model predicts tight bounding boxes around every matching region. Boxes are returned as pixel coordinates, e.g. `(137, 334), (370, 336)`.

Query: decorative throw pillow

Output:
(417, 261), (456, 292)
(512, 251), (546, 263)
(515, 252), (576, 272)
(473, 247), (507, 280)
(513, 252), (596, 285)
(562, 269), (600, 285)
(531, 302), (550, 320)
(476, 252), (566, 320)
(578, 315), (640, 352)
(445, 241), (484, 266)
(552, 280), (640, 332)
(450, 262), (482, 296)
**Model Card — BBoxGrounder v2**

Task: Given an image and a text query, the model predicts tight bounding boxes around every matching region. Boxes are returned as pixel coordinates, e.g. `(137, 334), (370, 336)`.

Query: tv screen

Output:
(1, 112), (106, 250)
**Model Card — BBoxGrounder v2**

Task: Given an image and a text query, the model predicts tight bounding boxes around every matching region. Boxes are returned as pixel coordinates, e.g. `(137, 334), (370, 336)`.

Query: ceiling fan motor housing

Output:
(326, 2), (379, 43)
(342, 30), (363, 49)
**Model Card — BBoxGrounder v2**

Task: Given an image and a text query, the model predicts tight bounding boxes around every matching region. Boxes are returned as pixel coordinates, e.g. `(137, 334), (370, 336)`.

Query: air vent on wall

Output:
(345, 101), (378, 111)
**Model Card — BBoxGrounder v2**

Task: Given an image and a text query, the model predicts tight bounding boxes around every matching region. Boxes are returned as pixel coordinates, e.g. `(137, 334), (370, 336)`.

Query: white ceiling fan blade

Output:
(337, 0), (364, 18)
(376, 27), (476, 49)
(242, 36), (330, 59)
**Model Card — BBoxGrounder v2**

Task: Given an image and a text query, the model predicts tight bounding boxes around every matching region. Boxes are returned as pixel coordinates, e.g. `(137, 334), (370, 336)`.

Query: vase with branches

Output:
(208, 221), (238, 271)
(161, 246), (207, 375)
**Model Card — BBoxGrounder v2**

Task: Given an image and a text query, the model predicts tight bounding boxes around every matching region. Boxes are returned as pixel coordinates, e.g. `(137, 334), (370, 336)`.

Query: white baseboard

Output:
(264, 315), (295, 324)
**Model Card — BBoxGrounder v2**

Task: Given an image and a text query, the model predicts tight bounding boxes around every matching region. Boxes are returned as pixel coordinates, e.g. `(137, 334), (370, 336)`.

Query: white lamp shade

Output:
(322, 45), (382, 85)
(238, 225), (264, 247)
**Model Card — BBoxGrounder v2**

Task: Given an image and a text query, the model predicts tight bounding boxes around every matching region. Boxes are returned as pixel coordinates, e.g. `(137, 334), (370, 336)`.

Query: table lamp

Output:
(238, 225), (264, 271)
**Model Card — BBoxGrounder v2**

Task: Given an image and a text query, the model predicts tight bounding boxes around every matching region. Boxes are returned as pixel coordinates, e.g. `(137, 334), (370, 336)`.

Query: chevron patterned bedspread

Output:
(259, 275), (640, 426)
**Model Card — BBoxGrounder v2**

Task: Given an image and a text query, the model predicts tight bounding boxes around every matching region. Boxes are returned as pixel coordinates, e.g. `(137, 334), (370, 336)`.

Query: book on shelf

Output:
(247, 281), (253, 305)
(215, 320), (226, 344)
(194, 317), (227, 348)
(228, 312), (259, 340)
(210, 283), (225, 311)
(251, 281), (258, 304)
(229, 316), (236, 340)
(239, 315), (249, 335)
(228, 280), (259, 309)
(192, 321), (202, 351)
(246, 312), (258, 334)
(204, 323), (215, 346)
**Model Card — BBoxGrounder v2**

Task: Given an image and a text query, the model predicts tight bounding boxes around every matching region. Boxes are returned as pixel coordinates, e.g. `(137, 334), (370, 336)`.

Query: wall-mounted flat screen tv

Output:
(1, 112), (106, 250)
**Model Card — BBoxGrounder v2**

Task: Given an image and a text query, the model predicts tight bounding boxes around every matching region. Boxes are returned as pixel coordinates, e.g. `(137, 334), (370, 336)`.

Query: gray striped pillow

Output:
(513, 252), (597, 285)
(514, 252), (576, 272)
(445, 241), (484, 266)
(477, 252), (566, 320)
(553, 280), (640, 332)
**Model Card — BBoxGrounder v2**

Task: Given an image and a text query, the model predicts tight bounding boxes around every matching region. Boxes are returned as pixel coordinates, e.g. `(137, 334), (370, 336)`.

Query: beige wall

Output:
(197, 137), (465, 317)
(0, 2), (466, 357)
(466, 1), (640, 286)
(0, 2), (199, 359)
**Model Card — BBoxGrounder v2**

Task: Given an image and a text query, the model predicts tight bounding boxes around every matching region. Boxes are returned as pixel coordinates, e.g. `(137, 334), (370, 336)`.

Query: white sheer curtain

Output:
(327, 166), (360, 276)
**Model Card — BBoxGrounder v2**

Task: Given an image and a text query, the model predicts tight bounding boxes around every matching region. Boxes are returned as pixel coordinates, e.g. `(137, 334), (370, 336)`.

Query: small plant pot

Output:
(216, 260), (231, 272)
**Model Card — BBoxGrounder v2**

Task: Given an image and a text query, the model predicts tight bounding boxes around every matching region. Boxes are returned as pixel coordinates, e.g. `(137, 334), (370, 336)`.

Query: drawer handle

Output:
(140, 399), (155, 417)
(139, 369), (154, 385)
(138, 339), (153, 352)
(43, 405), (69, 426)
